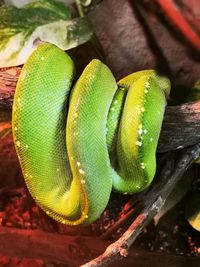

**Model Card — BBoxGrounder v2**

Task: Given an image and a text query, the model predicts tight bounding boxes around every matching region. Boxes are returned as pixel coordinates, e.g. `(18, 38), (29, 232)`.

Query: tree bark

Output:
(158, 101), (200, 152)
(0, 67), (21, 110)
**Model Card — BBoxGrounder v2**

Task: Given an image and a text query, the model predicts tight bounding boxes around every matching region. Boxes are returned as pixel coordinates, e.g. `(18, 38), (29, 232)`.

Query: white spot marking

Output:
(25, 144), (28, 149)
(141, 162), (146, 169)
(74, 113), (78, 118)
(144, 129), (148, 134)
(111, 107), (115, 111)
(79, 169), (85, 175)
(16, 140), (21, 147)
(77, 161), (81, 166)
(136, 141), (142, 146)
(150, 137), (153, 142)
(138, 129), (143, 135)
(81, 179), (86, 184)
(145, 81), (150, 88)
(14, 127), (18, 131)
(17, 97), (22, 106)
(41, 56), (45, 61)
(57, 168), (60, 172)
(141, 107), (145, 112)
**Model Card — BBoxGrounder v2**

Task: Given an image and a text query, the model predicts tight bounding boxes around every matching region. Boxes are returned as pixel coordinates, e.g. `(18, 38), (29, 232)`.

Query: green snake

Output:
(12, 43), (170, 225)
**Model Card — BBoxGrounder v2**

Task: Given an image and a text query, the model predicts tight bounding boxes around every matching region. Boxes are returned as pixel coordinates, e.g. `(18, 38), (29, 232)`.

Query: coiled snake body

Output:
(12, 43), (170, 225)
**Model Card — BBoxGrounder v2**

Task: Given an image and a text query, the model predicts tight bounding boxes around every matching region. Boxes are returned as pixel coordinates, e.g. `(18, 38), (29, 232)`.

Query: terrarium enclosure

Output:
(0, 0), (200, 267)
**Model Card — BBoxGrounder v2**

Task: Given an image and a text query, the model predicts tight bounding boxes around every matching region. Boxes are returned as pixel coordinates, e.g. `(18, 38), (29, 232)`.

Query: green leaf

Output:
(0, 0), (93, 67)
(0, 0), (71, 49)
(185, 193), (200, 232)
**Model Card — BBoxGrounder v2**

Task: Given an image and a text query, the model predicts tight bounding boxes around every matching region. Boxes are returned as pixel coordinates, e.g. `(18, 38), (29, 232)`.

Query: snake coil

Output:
(12, 43), (170, 225)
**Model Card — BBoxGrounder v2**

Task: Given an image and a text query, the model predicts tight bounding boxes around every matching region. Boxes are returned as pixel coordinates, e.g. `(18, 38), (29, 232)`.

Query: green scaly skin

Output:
(12, 43), (171, 225)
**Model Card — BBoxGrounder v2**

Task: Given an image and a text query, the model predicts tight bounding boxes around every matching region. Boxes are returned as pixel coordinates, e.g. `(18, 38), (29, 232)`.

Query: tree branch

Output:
(158, 102), (200, 152)
(0, 67), (200, 153)
(81, 142), (200, 267)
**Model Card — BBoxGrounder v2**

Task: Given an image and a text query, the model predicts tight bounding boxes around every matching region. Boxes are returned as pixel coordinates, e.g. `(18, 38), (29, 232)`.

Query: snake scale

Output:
(12, 43), (170, 225)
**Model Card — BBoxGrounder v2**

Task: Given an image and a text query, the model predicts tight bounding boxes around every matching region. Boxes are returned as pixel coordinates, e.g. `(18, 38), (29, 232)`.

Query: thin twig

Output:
(81, 142), (200, 267)
(100, 207), (136, 240)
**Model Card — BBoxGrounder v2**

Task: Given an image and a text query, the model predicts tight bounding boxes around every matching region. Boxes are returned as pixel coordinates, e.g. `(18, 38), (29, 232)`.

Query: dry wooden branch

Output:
(0, 67), (200, 153)
(159, 101), (200, 152)
(81, 142), (200, 267)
